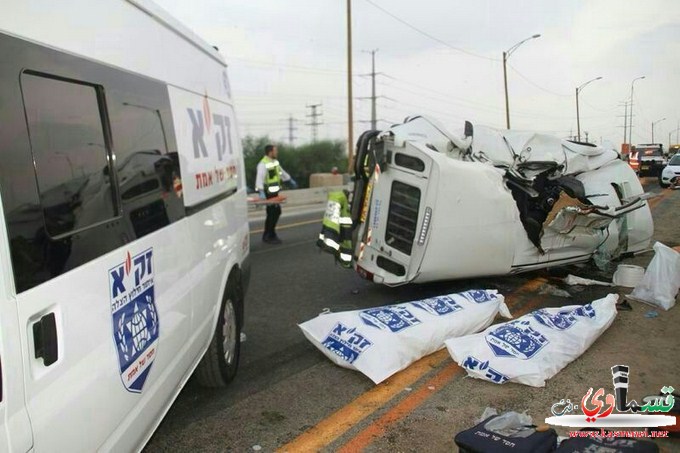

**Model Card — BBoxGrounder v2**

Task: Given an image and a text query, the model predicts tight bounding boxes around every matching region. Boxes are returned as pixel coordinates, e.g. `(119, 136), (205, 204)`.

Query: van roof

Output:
(127, 0), (226, 67)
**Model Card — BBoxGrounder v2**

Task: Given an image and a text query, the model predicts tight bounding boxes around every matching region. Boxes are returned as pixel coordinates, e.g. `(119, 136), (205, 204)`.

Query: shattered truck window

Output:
(385, 181), (420, 255)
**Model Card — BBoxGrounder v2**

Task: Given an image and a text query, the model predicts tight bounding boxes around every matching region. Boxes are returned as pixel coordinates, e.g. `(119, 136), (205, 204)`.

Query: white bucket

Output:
(612, 264), (645, 288)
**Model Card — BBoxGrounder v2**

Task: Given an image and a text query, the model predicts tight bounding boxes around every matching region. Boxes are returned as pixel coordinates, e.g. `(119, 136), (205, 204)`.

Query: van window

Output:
(21, 73), (117, 238)
(111, 103), (185, 234)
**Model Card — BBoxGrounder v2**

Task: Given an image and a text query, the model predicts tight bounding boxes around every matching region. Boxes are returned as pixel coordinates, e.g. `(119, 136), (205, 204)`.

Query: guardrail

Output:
(248, 184), (352, 210)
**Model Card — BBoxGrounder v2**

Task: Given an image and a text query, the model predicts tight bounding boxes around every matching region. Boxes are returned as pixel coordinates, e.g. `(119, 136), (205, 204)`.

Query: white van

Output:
(0, 1), (250, 450)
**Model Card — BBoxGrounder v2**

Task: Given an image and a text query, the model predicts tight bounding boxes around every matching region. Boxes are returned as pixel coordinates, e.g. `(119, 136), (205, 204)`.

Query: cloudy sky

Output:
(156, 0), (680, 148)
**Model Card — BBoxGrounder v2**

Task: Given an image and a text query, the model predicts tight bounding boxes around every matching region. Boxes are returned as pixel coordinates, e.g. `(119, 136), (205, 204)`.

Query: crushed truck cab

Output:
(333, 116), (653, 285)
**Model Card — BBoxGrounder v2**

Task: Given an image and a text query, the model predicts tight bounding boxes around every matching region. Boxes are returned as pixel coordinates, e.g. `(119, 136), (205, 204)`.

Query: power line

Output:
(507, 64), (571, 98)
(362, 0), (497, 62)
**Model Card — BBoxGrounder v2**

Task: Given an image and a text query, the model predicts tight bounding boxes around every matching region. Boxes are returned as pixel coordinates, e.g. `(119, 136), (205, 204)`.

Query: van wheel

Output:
(195, 279), (241, 387)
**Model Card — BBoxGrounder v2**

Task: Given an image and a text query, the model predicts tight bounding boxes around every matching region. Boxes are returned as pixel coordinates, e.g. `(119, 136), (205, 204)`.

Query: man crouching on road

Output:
(255, 144), (297, 244)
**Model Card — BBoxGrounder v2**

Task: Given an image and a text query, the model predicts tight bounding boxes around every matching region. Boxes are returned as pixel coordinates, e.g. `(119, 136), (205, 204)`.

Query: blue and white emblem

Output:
(360, 305), (421, 332)
(462, 290), (497, 303)
(109, 248), (159, 393)
(486, 320), (548, 360)
(322, 323), (373, 364)
(411, 296), (463, 316)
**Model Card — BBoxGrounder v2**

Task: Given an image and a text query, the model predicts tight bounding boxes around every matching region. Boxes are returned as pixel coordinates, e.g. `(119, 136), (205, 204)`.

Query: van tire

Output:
(195, 277), (242, 387)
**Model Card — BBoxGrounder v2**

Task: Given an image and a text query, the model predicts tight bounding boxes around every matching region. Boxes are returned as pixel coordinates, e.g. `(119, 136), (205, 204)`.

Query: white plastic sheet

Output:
(446, 294), (618, 387)
(630, 242), (680, 310)
(299, 290), (511, 384)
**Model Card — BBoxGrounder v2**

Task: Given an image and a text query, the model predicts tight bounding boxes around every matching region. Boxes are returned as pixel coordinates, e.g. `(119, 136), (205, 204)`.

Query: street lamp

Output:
(651, 117), (665, 143)
(575, 76), (602, 142)
(628, 76), (645, 146)
(503, 33), (541, 129)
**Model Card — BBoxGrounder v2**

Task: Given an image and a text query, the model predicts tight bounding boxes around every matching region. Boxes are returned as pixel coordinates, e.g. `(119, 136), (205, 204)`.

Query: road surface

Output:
(146, 182), (680, 452)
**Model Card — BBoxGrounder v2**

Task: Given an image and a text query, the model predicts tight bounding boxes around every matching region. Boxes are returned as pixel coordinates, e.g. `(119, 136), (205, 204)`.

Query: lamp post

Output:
(651, 117), (665, 143)
(346, 0), (354, 172)
(503, 34), (541, 129)
(628, 76), (645, 146)
(575, 76), (602, 142)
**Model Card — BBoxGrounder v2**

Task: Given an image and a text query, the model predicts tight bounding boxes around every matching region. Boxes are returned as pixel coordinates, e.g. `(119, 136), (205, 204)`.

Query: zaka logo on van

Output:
(109, 248), (159, 393)
(187, 93), (233, 161)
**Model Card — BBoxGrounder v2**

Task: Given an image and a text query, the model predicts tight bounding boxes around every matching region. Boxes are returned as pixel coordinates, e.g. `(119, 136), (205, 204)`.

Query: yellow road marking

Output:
(250, 218), (321, 235)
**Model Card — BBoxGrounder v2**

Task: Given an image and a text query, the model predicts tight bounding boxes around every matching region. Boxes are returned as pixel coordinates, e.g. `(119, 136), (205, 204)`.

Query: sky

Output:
(155, 0), (680, 149)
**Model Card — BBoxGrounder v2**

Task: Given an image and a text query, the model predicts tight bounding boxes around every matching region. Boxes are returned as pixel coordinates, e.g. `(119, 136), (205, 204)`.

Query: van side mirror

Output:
(464, 121), (474, 138)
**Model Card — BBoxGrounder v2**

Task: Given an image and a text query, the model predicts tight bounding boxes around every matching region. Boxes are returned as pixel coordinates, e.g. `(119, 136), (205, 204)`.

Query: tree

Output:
(241, 135), (347, 189)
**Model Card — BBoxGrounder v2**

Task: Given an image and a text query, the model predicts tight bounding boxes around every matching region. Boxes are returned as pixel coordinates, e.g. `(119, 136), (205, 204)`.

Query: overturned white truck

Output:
(325, 116), (653, 285)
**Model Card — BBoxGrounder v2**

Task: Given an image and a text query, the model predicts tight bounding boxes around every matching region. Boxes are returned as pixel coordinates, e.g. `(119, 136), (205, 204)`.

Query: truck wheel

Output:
(195, 278), (242, 387)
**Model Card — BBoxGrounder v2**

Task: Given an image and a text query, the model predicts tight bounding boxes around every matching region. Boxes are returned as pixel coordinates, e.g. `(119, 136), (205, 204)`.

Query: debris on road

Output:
(563, 274), (614, 287)
(299, 290), (511, 384)
(446, 294), (618, 387)
(538, 283), (572, 298)
(630, 242), (680, 310)
(454, 410), (558, 452)
(616, 300), (633, 311)
(612, 264), (645, 287)
(644, 310), (659, 319)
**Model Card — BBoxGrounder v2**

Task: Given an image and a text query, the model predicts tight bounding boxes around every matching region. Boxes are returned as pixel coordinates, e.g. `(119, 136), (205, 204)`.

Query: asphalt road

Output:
(146, 180), (680, 452)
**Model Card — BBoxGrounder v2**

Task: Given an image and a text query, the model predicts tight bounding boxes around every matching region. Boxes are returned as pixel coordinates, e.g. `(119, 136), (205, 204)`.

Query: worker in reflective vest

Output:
(255, 144), (297, 244)
(317, 191), (353, 268)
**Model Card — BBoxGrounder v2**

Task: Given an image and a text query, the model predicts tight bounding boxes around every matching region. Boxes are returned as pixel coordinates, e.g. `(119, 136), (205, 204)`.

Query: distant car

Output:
(660, 154), (680, 188)
(634, 144), (666, 177)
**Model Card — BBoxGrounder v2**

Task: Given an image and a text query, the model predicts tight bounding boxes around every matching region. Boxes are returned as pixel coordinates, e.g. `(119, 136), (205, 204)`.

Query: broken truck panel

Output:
(321, 115), (653, 285)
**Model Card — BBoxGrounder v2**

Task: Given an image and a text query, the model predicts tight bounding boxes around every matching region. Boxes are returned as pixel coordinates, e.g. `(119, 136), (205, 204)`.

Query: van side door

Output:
(1, 32), (196, 451)
(0, 201), (32, 453)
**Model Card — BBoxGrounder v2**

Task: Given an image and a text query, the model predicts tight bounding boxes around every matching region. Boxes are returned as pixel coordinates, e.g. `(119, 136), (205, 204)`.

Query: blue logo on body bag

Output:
(486, 320), (549, 360)
(322, 323), (373, 364)
(359, 306), (421, 332)
(411, 295), (463, 316)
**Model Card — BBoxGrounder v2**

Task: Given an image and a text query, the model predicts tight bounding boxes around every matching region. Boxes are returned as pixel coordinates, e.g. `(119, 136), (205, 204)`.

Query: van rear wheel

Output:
(195, 279), (241, 387)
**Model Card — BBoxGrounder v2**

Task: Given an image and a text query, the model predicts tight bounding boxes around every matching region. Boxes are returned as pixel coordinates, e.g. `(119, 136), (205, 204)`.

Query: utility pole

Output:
(283, 115), (298, 146)
(306, 103), (323, 143)
(360, 49), (379, 130)
(619, 101), (629, 146)
(628, 76), (645, 147)
(346, 0), (354, 171)
(502, 34), (541, 129)
(369, 49), (378, 130)
(575, 76), (602, 142)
